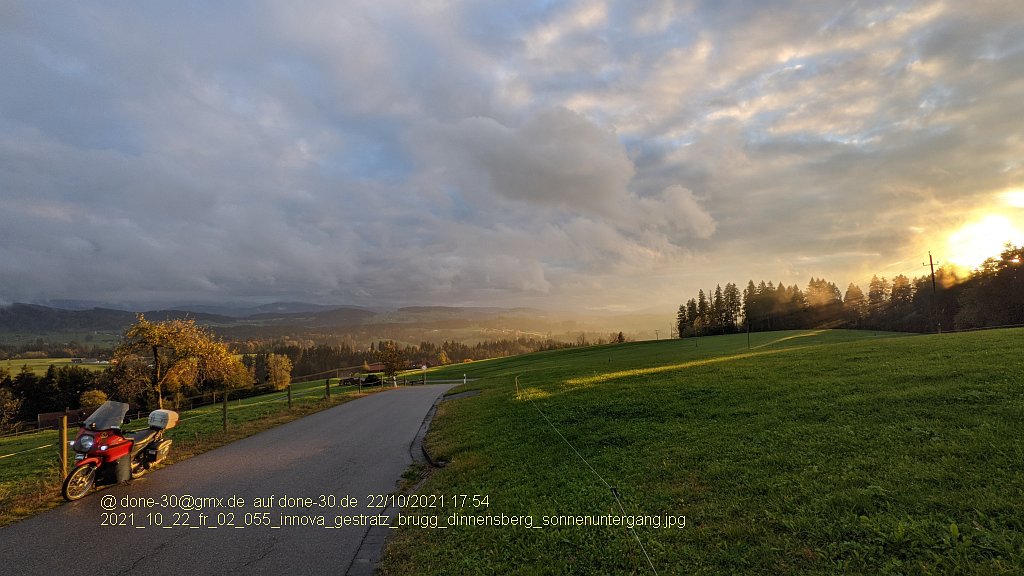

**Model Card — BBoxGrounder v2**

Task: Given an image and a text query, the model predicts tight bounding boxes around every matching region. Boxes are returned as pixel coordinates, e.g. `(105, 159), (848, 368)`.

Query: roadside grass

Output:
(380, 329), (1024, 575)
(0, 378), (382, 527)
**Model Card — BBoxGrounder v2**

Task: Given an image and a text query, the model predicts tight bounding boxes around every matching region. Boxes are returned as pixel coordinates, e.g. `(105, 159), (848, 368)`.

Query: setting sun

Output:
(947, 214), (1024, 270)
(1003, 189), (1024, 208)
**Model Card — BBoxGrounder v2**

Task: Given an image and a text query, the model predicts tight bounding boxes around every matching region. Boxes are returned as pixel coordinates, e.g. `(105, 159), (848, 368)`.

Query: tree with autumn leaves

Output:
(376, 340), (406, 379)
(113, 315), (250, 409)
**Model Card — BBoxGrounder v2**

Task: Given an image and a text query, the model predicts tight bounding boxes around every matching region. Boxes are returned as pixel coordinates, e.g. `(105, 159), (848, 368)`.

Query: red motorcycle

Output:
(61, 400), (178, 501)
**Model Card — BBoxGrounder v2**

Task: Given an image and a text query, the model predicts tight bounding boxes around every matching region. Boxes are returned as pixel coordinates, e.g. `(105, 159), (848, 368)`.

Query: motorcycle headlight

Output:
(76, 435), (95, 452)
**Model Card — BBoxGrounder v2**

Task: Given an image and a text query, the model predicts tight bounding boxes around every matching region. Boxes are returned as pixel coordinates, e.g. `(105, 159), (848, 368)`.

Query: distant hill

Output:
(141, 310), (240, 324)
(181, 302), (358, 317)
(0, 304), (137, 333)
(244, 306), (377, 326)
(0, 304), (246, 334)
(0, 303), (374, 334)
(0, 302), (666, 347)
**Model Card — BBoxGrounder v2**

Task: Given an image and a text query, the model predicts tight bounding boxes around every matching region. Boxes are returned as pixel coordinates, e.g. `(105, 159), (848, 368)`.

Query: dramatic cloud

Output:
(1, 1), (1022, 311)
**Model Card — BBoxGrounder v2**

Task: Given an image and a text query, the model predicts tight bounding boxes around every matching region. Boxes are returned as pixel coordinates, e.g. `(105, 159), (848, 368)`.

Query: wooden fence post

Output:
(59, 416), (68, 478)
(326, 378), (331, 399)
(222, 391), (228, 432)
(287, 384), (292, 409)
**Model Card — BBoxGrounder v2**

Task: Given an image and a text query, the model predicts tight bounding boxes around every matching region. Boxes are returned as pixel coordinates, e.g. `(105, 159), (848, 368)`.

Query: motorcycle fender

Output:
(74, 456), (102, 468)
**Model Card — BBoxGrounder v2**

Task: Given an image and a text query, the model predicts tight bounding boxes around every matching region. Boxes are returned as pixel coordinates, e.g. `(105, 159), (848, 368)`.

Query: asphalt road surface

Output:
(1, 384), (455, 576)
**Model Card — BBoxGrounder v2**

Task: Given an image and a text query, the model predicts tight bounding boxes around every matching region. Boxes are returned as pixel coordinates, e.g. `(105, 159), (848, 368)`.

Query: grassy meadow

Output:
(381, 329), (1024, 575)
(1, 357), (110, 376)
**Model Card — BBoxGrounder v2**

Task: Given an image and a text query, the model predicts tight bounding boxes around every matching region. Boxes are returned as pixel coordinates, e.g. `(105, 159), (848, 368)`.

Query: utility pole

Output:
(924, 251), (940, 333)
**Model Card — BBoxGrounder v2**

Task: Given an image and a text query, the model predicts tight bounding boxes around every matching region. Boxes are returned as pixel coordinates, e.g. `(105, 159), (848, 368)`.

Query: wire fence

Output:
(289, 364), (367, 384)
(0, 427), (56, 440)
(0, 442), (56, 461)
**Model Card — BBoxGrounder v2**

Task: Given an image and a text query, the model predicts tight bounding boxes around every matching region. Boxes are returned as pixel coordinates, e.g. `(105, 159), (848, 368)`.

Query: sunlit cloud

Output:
(1, 1), (1022, 311)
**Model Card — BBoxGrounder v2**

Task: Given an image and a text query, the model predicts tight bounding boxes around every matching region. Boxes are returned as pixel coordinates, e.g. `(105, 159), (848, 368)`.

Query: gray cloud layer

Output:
(2, 1), (1022, 311)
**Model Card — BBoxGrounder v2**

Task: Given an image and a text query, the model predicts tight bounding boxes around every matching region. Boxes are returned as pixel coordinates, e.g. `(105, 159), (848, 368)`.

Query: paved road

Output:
(1, 384), (455, 576)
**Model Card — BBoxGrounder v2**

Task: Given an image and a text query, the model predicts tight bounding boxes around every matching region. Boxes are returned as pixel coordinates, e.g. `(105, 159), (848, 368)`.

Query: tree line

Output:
(0, 365), (102, 430)
(0, 319), (581, 430)
(0, 340), (110, 361)
(266, 336), (575, 377)
(677, 244), (1024, 336)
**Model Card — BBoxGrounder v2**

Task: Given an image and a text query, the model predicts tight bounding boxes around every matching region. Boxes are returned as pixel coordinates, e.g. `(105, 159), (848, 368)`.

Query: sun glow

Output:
(946, 214), (1024, 270)
(1002, 189), (1024, 208)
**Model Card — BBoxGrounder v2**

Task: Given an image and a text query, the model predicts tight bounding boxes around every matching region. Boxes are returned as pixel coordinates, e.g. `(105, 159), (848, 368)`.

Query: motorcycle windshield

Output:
(83, 401), (129, 430)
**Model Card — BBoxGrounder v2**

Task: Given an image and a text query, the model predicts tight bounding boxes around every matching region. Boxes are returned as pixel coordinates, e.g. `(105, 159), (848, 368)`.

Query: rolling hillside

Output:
(382, 328), (1024, 575)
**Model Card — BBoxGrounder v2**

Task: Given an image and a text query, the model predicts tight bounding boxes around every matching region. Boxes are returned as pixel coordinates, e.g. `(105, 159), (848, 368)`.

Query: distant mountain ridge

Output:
(0, 301), (665, 345)
(0, 302), (554, 334)
(0, 303), (242, 333)
(0, 302), (377, 334)
(0, 304), (137, 333)
(180, 302), (362, 317)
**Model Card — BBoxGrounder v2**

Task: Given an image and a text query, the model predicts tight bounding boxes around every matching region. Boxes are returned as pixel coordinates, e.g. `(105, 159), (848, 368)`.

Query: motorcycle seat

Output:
(129, 429), (158, 458)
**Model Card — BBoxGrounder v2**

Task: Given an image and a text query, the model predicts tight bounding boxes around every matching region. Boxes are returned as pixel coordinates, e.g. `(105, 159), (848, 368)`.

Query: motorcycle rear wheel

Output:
(62, 464), (96, 501)
(130, 457), (147, 479)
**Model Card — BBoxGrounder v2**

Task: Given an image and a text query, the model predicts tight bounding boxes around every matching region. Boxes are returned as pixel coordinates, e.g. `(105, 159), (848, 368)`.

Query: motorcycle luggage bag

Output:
(148, 409), (179, 430)
(146, 438), (173, 464)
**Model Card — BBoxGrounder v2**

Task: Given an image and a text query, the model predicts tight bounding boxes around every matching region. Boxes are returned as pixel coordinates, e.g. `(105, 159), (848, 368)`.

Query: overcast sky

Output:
(2, 1), (1023, 312)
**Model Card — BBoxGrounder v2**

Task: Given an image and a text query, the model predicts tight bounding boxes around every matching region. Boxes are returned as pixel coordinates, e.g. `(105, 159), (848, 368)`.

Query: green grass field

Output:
(380, 329), (1024, 575)
(1, 357), (110, 376)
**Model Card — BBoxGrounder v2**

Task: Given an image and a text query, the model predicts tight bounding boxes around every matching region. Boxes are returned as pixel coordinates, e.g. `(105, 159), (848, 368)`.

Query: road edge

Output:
(344, 384), (459, 576)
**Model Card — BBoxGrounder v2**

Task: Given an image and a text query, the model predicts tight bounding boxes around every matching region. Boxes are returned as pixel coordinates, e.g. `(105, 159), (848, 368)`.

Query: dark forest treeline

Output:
(0, 359), (242, 427)
(677, 245), (1024, 336)
(0, 340), (111, 361)
(0, 365), (109, 428)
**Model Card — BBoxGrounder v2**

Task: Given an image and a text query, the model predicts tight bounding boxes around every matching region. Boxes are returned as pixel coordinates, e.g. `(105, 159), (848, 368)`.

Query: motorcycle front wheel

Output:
(62, 464), (96, 501)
